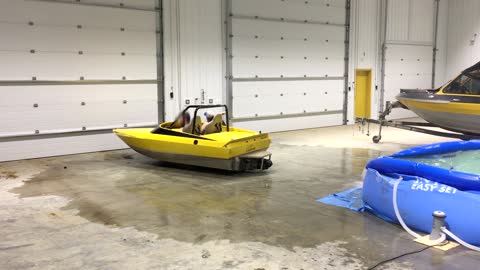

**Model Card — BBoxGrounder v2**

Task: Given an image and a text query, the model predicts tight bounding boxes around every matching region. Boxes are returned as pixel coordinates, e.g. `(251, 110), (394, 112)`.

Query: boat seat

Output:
(202, 114), (223, 135)
(182, 116), (202, 135)
(472, 79), (480, 95)
(169, 118), (182, 129)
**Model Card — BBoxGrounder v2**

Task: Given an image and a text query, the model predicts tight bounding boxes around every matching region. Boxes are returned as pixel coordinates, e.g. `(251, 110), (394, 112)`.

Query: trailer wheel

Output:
(372, 135), (381, 143)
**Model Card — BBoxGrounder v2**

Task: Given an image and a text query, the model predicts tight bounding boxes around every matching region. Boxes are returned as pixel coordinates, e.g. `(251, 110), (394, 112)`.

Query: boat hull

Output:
(113, 128), (272, 171)
(408, 107), (480, 134)
(129, 144), (270, 171)
(397, 91), (480, 135)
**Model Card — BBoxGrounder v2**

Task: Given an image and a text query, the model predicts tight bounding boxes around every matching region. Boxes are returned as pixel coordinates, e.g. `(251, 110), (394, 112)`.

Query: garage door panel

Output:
(384, 74), (432, 90)
(232, 19), (344, 41)
(232, 38), (344, 59)
(0, 0), (158, 161)
(384, 45), (433, 75)
(385, 44), (433, 58)
(0, 84), (156, 105)
(384, 44), (433, 119)
(234, 113), (343, 133)
(0, 0), (155, 31)
(79, 0), (156, 10)
(234, 94), (341, 118)
(0, 133), (125, 162)
(1, 101), (156, 135)
(384, 74), (432, 102)
(0, 24), (155, 54)
(230, 2), (346, 130)
(232, 32), (344, 46)
(233, 97), (300, 117)
(2, 107), (83, 134)
(232, 80), (343, 97)
(384, 69), (432, 78)
(304, 58), (344, 76)
(232, 80), (344, 118)
(0, 86), (157, 135)
(232, 0), (346, 25)
(0, 52), (156, 80)
(233, 57), (344, 78)
(232, 18), (345, 79)
(385, 60), (432, 79)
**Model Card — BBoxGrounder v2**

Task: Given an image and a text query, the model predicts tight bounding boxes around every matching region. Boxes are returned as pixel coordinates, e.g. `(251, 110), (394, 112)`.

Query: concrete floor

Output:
(1, 123), (479, 269)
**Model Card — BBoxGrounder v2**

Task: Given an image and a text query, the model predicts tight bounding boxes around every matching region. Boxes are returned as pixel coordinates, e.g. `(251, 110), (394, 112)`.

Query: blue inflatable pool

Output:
(363, 140), (480, 246)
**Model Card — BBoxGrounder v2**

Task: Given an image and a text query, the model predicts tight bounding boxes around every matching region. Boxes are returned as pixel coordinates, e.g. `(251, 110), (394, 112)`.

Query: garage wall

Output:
(350, 0), (381, 119)
(444, 0), (480, 80)
(163, 0), (224, 121)
(0, 0), (159, 162)
(434, 0), (448, 88)
(382, 0), (436, 119)
(229, 0), (349, 132)
(165, 0), (442, 132)
(0, 0), (451, 162)
(351, 0), (445, 119)
(164, 0), (353, 132)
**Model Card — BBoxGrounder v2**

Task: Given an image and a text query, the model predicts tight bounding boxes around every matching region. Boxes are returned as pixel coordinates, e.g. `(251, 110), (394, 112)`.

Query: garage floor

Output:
(1, 124), (479, 269)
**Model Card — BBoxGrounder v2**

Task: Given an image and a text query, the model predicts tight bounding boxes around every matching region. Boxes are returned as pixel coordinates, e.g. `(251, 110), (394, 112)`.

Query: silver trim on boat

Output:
(397, 97), (451, 104)
(129, 145), (271, 171)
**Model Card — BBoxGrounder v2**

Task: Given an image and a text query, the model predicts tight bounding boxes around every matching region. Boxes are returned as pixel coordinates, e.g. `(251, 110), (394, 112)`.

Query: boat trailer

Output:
(356, 101), (480, 143)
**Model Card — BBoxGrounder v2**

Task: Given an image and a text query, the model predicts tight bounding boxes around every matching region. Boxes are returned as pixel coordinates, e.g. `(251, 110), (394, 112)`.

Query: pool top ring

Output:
(366, 140), (480, 191)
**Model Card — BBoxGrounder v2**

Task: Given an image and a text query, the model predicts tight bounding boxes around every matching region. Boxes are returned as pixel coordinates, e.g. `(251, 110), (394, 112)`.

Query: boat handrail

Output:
(178, 104), (230, 134)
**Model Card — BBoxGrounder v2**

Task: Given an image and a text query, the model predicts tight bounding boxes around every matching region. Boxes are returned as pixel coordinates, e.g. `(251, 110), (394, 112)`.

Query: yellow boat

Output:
(396, 61), (480, 135)
(113, 105), (272, 171)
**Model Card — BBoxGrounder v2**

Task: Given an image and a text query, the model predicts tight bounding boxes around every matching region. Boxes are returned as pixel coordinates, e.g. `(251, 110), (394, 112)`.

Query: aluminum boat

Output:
(396, 61), (480, 135)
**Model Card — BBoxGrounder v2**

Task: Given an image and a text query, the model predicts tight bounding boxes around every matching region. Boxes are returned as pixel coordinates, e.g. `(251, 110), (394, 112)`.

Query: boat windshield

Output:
(443, 69), (480, 95)
(398, 150), (480, 174)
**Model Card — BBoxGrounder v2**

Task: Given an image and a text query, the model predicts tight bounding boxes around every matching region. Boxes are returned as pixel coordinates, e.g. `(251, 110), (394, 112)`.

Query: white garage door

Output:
(383, 44), (433, 119)
(382, 0), (435, 119)
(227, 0), (349, 132)
(0, 0), (159, 161)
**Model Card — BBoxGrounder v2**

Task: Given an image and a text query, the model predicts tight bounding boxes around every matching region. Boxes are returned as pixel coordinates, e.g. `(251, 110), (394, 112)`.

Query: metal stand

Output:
(430, 211), (446, 241)
(357, 101), (480, 143)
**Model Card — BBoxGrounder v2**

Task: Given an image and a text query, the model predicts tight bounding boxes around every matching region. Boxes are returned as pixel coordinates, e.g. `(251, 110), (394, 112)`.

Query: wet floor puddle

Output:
(13, 144), (393, 249)
(0, 170), (18, 180)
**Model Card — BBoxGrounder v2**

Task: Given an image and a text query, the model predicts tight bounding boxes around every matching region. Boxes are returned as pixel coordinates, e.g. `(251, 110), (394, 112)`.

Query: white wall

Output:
(350, 0), (446, 120)
(230, 0), (347, 132)
(163, 0), (224, 121)
(350, 0), (381, 118)
(383, 0), (436, 119)
(1, 0), (454, 162)
(434, 0), (449, 88)
(162, 0), (448, 126)
(386, 0), (434, 43)
(444, 0), (480, 81)
(0, 0), (158, 162)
